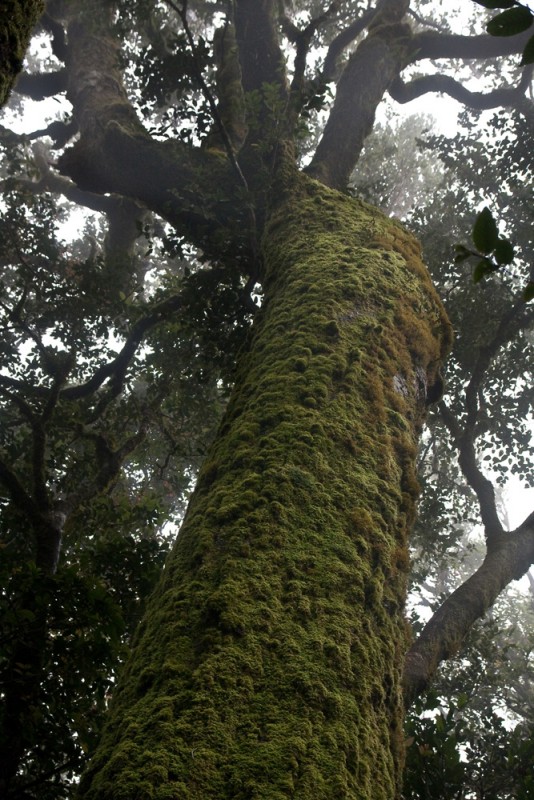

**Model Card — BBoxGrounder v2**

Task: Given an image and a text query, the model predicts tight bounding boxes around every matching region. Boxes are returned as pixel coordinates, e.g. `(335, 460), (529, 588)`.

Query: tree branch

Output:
(283, 2), (339, 97)
(61, 293), (184, 402)
(411, 27), (533, 63)
(165, 0), (249, 192)
(389, 67), (533, 110)
(321, 7), (378, 82)
(54, 5), (244, 266)
(439, 400), (504, 539)
(404, 509), (534, 706)
(439, 299), (533, 542)
(0, 456), (40, 523)
(14, 69), (67, 99)
(307, 0), (413, 189)
(233, 0), (287, 97)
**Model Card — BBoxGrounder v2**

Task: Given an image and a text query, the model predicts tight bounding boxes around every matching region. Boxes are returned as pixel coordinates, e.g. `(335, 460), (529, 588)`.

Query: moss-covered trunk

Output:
(79, 174), (451, 800)
(0, 0), (44, 107)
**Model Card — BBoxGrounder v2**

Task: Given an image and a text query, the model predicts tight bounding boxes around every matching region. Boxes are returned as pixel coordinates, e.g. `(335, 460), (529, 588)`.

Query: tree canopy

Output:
(0, 1), (533, 798)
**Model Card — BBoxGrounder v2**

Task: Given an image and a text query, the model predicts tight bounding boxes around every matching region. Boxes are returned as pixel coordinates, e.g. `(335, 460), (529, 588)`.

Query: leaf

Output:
(472, 207), (498, 253)
(473, 0), (516, 7)
(487, 6), (533, 36)
(524, 281), (534, 302)
(494, 237), (515, 264)
(520, 32), (534, 63)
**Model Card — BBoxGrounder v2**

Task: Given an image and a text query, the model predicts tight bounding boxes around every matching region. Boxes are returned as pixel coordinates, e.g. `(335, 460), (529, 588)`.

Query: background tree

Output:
(0, 1), (533, 798)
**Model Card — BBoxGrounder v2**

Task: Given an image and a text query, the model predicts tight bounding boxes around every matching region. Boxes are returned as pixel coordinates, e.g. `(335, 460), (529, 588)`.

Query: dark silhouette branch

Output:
(62, 293), (184, 401)
(41, 11), (68, 62)
(0, 293), (185, 405)
(0, 456), (40, 523)
(389, 67), (533, 109)
(439, 299), (533, 542)
(64, 423), (149, 516)
(411, 27), (533, 63)
(28, 118), (77, 147)
(14, 69), (67, 99)
(280, 2), (340, 97)
(404, 509), (534, 706)
(439, 400), (504, 540)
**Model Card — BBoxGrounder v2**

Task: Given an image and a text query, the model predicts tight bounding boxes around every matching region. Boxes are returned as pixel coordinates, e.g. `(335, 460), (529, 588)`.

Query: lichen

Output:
(79, 172), (451, 800)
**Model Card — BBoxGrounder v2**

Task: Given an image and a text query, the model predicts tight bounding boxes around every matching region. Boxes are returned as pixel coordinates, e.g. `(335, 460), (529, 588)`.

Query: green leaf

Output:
(473, 0), (516, 8)
(520, 32), (534, 63)
(524, 281), (534, 302)
(472, 207), (498, 253)
(487, 6), (533, 36)
(494, 237), (515, 264)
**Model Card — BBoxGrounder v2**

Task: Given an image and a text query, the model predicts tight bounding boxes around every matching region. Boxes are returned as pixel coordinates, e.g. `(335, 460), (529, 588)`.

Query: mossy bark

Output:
(0, 0), (44, 108)
(79, 174), (451, 800)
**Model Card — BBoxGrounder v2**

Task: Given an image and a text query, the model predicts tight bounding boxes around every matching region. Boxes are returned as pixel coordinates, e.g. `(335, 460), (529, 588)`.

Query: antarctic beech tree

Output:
(1, 0), (533, 798)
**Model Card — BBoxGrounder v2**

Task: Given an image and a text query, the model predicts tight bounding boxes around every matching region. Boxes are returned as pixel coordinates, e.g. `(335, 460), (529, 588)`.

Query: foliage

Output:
(473, 0), (534, 62)
(0, 137), (232, 796)
(0, 0), (533, 797)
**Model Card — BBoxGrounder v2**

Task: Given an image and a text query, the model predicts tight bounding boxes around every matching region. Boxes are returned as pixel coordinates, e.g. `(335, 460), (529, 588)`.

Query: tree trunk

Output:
(0, 0), (44, 107)
(78, 171), (451, 800)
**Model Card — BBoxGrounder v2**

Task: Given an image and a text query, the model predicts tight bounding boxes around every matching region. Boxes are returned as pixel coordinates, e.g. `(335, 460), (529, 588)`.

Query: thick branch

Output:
(321, 8), (378, 82)
(234, 0), (287, 97)
(55, 5), (246, 266)
(307, 1), (413, 189)
(389, 68), (533, 110)
(14, 68), (67, 99)
(207, 22), (247, 153)
(404, 510), (534, 706)
(411, 27), (533, 63)
(233, 0), (290, 157)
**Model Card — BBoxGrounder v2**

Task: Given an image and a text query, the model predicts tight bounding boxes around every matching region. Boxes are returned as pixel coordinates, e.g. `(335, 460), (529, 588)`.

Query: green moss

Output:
(0, 0), (44, 107)
(79, 173), (451, 800)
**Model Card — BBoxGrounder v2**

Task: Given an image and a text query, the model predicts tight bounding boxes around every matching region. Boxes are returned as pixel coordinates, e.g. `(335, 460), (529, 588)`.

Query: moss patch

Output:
(79, 172), (451, 800)
(0, 0), (44, 107)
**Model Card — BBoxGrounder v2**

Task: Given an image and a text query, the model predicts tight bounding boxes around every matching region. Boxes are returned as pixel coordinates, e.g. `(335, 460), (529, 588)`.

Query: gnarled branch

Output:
(389, 67), (533, 110)
(404, 509), (534, 706)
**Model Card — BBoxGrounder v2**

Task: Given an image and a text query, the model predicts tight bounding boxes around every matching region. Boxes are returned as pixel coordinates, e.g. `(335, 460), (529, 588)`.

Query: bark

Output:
(0, 0), (44, 107)
(78, 167), (451, 800)
(56, 13), (247, 266)
(307, 1), (415, 190)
